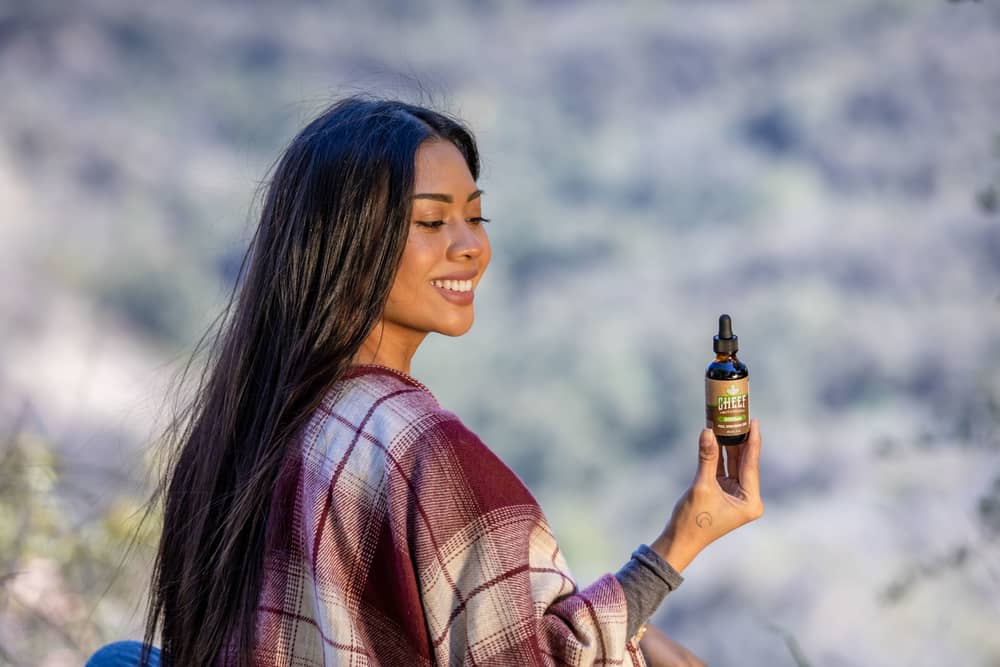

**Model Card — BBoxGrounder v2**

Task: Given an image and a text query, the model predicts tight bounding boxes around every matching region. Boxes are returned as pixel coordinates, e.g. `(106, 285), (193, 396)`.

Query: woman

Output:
(89, 95), (763, 666)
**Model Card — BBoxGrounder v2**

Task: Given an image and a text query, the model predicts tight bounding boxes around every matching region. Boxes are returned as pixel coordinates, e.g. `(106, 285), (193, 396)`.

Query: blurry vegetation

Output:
(976, 135), (1000, 215)
(765, 620), (815, 667)
(879, 390), (1000, 606)
(0, 401), (158, 665)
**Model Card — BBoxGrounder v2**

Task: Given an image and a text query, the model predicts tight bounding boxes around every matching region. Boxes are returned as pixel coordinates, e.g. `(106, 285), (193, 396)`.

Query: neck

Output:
(351, 320), (427, 375)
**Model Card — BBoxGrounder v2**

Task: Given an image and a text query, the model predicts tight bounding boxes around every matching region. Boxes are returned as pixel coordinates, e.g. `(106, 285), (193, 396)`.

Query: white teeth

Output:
(431, 279), (472, 292)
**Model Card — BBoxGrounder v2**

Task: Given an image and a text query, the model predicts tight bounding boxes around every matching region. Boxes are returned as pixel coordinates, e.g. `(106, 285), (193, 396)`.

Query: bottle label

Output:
(705, 376), (750, 437)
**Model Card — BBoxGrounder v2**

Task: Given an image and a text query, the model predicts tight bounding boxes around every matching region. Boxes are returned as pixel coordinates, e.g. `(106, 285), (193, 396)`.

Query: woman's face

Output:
(381, 138), (491, 341)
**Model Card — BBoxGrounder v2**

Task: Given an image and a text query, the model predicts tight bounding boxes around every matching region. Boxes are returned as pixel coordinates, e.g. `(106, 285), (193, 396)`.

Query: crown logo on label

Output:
(727, 385), (740, 396)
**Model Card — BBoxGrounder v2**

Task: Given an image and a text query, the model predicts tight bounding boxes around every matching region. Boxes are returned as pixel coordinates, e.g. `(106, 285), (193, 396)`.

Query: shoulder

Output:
(314, 365), (455, 452)
(315, 366), (539, 511)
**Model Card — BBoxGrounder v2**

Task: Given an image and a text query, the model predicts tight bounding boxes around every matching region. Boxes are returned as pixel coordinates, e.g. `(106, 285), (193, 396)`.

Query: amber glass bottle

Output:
(705, 314), (750, 445)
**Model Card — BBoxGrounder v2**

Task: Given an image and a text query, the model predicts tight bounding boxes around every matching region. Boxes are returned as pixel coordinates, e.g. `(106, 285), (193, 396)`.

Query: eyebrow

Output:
(412, 189), (484, 203)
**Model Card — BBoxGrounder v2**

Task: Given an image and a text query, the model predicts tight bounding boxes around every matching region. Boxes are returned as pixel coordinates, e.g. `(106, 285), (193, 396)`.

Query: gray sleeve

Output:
(613, 543), (685, 639)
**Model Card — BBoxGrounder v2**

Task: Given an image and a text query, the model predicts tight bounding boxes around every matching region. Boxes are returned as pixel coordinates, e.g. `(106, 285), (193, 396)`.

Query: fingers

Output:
(738, 418), (761, 498)
(697, 428), (721, 486)
(724, 444), (742, 478)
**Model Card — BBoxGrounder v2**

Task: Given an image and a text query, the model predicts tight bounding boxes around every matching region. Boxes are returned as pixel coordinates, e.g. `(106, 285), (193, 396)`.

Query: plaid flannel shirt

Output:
(219, 364), (646, 666)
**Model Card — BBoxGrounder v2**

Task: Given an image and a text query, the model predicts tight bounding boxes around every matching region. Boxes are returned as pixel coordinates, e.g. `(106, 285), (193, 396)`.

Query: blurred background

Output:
(1, 0), (999, 665)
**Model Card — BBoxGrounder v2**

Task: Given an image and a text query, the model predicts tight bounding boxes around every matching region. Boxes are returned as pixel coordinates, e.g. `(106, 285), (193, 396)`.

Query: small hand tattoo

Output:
(696, 512), (713, 528)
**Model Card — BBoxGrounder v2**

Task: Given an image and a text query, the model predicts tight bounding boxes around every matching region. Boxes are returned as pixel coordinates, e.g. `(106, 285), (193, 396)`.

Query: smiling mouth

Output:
(429, 279), (474, 293)
(430, 280), (475, 304)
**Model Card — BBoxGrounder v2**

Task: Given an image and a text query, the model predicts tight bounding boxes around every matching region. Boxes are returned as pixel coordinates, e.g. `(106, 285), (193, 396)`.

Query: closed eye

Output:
(416, 217), (492, 229)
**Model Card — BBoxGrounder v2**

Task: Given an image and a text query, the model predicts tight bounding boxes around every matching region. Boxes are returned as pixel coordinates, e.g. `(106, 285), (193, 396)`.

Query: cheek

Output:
(394, 236), (437, 297)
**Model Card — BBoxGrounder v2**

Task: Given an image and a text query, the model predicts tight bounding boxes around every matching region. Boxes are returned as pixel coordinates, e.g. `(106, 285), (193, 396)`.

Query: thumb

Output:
(696, 428), (721, 484)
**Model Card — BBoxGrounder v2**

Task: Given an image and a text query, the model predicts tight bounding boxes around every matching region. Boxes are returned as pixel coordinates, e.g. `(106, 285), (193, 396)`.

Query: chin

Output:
(436, 316), (475, 337)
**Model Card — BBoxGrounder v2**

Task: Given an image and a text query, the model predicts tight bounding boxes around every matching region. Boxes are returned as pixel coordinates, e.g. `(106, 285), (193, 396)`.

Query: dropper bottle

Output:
(705, 314), (750, 445)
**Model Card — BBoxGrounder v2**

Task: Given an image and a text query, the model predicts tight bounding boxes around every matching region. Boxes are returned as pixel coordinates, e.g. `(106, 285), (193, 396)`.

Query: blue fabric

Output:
(84, 640), (162, 667)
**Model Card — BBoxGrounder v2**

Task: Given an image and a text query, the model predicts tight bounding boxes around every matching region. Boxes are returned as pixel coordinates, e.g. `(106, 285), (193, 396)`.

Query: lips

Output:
(431, 282), (474, 305)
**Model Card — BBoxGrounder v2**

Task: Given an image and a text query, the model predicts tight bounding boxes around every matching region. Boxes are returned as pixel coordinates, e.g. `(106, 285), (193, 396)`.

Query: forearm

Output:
(650, 526), (702, 574)
(614, 544), (684, 638)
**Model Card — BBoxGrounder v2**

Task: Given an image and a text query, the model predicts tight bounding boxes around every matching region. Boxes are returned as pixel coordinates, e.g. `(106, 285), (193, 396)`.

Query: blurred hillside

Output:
(1, 1), (999, 665)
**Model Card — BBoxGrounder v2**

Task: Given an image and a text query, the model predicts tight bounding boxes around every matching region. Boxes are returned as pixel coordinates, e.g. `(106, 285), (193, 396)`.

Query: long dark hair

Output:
(140, 95), (480, 666)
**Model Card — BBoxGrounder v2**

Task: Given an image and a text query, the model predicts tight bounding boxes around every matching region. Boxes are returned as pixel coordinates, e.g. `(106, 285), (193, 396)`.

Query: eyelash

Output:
(417, 217), (491, 228)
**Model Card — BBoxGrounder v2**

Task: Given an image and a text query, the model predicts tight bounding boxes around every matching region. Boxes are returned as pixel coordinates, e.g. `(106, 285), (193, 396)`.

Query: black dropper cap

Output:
(713, 314), (739, 354)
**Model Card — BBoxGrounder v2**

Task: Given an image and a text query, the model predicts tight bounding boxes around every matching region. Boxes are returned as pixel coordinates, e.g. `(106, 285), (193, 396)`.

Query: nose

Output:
(446, 218), (486, 261)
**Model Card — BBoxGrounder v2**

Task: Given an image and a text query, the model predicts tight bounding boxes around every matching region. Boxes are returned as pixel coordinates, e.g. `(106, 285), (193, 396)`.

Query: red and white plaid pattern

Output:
(219, 365), (646, 666)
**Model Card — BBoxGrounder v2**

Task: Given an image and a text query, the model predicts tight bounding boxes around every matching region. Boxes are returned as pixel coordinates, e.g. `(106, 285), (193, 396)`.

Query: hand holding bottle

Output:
(651, 418), (763, 572)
